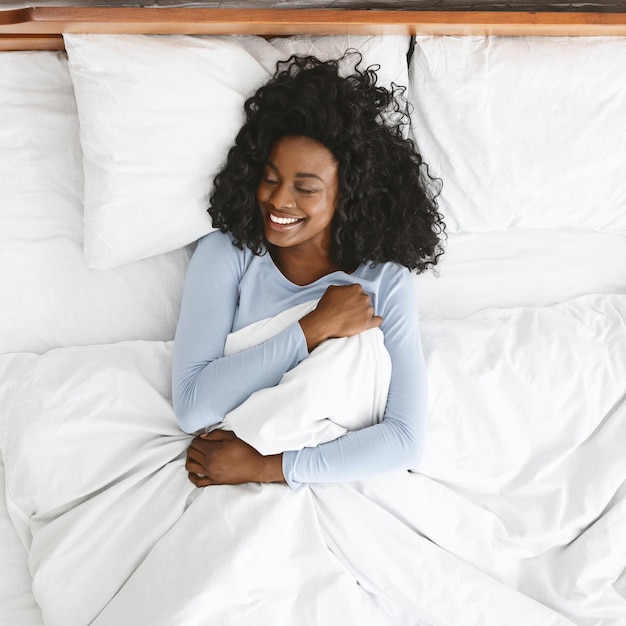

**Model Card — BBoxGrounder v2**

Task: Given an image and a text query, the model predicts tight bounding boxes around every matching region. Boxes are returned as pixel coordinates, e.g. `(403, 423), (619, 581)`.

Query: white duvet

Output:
(1, 293), (625, 625)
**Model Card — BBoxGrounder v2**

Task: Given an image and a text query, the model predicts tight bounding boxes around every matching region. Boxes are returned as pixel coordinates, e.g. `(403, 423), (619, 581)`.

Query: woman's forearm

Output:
(173, 322), (308, 434)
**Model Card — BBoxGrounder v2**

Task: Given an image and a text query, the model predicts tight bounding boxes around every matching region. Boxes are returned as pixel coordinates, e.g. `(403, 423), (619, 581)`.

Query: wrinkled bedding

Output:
(1, 294), (624, 625)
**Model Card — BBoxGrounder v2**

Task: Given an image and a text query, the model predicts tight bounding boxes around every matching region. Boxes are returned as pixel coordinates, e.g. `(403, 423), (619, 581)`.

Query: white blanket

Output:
(1, 294), (625, 625)
(220, 300), (391, 454)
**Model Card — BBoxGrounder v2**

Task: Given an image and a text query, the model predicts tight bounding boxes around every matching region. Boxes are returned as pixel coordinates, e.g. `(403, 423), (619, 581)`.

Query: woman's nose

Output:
(270, 184), (295, 209)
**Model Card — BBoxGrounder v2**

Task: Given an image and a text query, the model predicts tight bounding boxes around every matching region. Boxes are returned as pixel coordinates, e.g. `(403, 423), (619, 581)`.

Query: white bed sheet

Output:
(413, 229), (626, 318)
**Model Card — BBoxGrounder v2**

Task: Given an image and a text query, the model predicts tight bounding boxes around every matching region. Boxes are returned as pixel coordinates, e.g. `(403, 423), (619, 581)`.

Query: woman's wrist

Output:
(259, 453), (285, 483)
(298, 311), (329, 352)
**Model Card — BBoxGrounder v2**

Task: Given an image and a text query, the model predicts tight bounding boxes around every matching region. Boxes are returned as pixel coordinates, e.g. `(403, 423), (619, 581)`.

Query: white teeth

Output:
(269, 213), (302, 225)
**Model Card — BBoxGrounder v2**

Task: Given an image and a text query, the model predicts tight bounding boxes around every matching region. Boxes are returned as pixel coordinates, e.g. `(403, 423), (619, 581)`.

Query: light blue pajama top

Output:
(172, 231), (428, 489)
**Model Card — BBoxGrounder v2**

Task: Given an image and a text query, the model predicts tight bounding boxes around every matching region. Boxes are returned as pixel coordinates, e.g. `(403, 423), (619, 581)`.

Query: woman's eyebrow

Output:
(266, 160), (324, 182)
(295, 172), (324, 182)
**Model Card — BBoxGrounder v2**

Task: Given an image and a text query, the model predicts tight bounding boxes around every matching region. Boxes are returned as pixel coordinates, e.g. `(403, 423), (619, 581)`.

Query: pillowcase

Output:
(64, 34), (411, 270)
(0, 50), (192, 355)
(409, 36), (626, 233)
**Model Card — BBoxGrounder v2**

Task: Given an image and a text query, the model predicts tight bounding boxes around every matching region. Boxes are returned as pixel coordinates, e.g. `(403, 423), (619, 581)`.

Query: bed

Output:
(1, 6), (625, 626)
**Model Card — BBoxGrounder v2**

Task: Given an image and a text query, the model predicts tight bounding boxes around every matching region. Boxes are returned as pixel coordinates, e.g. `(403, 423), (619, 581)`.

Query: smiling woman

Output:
(172, 54), (446, 489)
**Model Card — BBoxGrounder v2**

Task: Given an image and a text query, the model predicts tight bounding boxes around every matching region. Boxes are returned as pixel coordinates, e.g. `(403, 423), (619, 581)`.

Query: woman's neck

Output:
(268, 244), (345, 286)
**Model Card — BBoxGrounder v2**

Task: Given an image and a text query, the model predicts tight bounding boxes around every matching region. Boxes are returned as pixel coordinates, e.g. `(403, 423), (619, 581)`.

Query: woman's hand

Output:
(185, 430), (284, 487)
(299, 284), (383, 351)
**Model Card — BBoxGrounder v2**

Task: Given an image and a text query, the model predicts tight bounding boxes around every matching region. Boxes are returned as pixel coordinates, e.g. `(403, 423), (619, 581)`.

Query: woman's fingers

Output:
(186, 441), (207, 463)
(187, 430), (235, 461)
(318, 284), (383, 337)
(186, 432), (234, 487)
(188, 472), (214, 487)
(185, 456), (205, 473)
(370, 315), (383, 329)
(186, 444), (215, 486)
(300, 284), (383, 350)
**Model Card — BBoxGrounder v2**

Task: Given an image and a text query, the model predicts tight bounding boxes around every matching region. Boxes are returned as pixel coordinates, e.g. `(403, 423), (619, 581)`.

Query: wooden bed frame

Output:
(1, 7), (626, 52)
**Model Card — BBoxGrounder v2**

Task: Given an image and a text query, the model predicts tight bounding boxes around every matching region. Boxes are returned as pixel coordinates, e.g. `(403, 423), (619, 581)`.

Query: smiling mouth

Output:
(268, 212), (305, 226)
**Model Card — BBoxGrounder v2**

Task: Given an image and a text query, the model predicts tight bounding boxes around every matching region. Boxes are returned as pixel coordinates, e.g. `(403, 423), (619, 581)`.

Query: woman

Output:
(173, 54), (445, 489)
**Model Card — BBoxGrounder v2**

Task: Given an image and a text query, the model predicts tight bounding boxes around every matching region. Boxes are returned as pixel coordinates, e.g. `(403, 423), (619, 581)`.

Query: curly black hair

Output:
(208, 53), (445, 273)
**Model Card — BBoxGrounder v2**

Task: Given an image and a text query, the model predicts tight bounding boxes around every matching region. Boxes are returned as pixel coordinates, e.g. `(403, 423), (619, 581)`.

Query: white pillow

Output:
(409, 36), (626, 233)
(64, 34), (411, 270)
(265, 34), (410, 89)
(0, 51), (192, 355)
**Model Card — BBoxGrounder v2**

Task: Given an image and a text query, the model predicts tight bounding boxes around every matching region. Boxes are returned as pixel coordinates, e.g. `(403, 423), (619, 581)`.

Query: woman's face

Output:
(257, 135), (339, 253)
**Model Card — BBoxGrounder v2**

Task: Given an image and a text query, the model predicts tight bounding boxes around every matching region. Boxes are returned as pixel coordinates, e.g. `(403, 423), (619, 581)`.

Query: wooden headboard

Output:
(1, 7), (626, 52)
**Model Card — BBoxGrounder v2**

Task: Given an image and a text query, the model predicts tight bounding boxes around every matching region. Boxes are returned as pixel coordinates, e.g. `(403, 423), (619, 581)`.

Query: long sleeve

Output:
(172, 233), (309, 434)
(282, 267), (428, 488)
